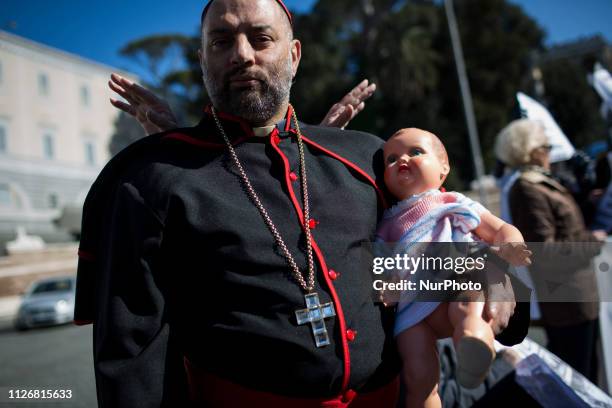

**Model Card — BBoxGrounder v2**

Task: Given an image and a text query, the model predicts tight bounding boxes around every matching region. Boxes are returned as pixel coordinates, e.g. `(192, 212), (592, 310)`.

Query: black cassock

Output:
(75, 106), (529, 407)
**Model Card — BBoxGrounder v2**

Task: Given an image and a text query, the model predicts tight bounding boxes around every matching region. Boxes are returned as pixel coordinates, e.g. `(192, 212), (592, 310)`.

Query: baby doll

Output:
(376, 128), (531, 408)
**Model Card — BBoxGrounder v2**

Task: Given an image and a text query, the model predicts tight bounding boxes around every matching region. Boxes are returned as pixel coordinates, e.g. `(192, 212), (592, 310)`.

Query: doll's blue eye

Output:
(387, 154), (397, 164)
(410, 148), (424, 156)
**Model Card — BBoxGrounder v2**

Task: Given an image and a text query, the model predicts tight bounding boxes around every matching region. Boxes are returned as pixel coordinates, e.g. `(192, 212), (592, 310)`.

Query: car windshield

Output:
(30, 279), (73, 294)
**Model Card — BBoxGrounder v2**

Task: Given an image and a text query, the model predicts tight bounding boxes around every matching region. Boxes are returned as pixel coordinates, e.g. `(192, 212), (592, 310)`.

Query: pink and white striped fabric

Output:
(375, 189), (489, 335)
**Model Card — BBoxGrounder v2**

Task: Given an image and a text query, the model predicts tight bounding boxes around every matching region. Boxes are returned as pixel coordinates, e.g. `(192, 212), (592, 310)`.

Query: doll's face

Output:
(383, 128), (450, 200)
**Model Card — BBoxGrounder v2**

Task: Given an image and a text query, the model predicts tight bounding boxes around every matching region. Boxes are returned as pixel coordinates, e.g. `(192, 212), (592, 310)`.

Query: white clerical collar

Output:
(252, 125), (276, 137)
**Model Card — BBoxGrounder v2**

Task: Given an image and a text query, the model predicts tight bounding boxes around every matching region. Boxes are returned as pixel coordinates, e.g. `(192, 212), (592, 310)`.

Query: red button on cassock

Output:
(346, 329), (357, 342)
(328, 269), (338, 280)
(289, 172), (298, 182)
(341, 390), (357, 403)
(308, 219), (318, 229)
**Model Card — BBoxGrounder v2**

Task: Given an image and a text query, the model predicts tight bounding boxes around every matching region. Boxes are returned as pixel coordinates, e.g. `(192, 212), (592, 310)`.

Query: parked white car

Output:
(14, 276), (76, 330)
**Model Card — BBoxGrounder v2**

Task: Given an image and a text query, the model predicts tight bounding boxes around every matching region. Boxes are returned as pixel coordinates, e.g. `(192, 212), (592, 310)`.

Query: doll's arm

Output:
(474, 212), (532, 266)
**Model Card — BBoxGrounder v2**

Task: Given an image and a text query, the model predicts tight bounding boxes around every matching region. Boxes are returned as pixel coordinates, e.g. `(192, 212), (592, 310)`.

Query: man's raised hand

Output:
(108, 74), (376, 132)
(320, 79), (376, 129)
(109, 73), (177, 135)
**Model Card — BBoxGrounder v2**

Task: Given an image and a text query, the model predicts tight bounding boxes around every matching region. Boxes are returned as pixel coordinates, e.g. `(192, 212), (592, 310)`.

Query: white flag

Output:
(589, 62), (612, 118)
(517, 92), (575, 163)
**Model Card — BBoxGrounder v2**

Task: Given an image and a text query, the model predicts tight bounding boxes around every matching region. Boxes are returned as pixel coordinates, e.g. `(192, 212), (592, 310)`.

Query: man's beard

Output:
(203, 56), (293, 124)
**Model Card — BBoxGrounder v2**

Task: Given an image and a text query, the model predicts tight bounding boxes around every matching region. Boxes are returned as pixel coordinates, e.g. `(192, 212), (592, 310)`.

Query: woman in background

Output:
(495, 119), (606, 383)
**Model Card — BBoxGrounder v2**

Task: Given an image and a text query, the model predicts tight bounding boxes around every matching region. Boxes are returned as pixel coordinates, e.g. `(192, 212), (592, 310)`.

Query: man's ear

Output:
(290, 39), (301, 78)
(198, 49), (204, 67)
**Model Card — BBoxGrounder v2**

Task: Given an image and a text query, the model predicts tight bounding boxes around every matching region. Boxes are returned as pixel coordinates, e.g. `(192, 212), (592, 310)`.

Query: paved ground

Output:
(0, 322), (96, 407)
(0, 247), (97, 406)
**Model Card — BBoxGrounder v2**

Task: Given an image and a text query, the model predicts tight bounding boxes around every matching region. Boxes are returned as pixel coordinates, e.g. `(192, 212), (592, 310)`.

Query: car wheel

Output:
(14, 321), (28, 331)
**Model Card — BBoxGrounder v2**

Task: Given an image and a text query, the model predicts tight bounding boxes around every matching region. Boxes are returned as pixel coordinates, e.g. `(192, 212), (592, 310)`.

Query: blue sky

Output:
(1, 0), (611, 79)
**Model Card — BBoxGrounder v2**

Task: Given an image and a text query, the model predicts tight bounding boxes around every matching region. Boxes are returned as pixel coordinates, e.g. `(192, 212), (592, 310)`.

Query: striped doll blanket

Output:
(375, 189), (488, 336)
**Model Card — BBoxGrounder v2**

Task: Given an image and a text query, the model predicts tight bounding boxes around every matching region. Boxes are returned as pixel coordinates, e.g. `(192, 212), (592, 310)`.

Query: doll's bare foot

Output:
(456, 335), (495, 388)
(499, 348), (522, 367)
(449, 299), (495, 389)
(447, 299), (496, 388)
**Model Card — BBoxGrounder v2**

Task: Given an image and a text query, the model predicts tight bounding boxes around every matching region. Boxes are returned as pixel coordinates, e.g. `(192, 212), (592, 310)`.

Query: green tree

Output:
(541, 60), (607, 147)
(295, 0), (544, 188)
(436, 0), (544, 185)
(120, 34), (193, 90)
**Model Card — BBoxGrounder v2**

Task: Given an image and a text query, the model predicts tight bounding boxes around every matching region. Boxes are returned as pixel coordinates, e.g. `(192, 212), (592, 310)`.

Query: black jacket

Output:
(75, 107), (527, 407)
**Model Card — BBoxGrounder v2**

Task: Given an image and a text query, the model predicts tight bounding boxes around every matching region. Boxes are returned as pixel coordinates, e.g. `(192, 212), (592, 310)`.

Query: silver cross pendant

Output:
(295, 293), (336, 347)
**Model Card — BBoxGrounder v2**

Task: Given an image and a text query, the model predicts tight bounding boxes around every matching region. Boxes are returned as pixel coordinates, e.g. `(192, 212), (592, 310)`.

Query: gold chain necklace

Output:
(211, 105), (336, 348)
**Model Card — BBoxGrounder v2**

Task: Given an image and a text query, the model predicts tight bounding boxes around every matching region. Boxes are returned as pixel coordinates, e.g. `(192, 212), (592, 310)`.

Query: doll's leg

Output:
(396, 321), (442, 408)
(447, 298), (495, 388)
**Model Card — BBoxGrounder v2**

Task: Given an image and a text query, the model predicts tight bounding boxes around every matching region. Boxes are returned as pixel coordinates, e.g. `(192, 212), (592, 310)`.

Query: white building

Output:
(0, 30), (137, 246)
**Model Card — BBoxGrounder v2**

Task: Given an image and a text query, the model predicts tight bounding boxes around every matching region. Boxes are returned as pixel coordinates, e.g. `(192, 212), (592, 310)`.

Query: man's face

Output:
(199, 0), (301, 125)
(383, 129), (450, 201)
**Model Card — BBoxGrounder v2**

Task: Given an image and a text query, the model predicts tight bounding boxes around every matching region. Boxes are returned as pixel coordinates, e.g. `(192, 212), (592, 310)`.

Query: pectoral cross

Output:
(295, 293), (336, 347)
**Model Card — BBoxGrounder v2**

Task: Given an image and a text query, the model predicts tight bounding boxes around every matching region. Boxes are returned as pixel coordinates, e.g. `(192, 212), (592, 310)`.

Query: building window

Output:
(80, 85), (90, 107)
(0, 125), (6, 153)
(43, 133), (54, 159)
(48, 193), (59, 209)
(0, 184), (10, 207)
(85, 141), (95, 165)
(38, 73), (49, 96)
(0, 183), (23, 209)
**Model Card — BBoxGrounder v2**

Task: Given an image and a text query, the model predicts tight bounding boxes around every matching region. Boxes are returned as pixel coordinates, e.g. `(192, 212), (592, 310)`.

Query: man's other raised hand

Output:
(319, 79), (376, 129)
(108, 74), (376, 134)
(109, 73), (178, 135)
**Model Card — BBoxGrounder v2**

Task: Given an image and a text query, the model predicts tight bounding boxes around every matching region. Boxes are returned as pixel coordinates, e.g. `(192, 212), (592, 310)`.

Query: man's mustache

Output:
(224, 65), (267, 85)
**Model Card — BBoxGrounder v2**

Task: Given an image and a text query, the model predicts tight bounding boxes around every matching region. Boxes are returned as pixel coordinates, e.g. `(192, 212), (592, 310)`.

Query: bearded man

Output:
(75, 1), (528, 406)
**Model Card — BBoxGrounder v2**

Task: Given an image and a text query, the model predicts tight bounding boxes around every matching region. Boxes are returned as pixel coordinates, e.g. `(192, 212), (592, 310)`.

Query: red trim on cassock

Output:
(166, 105), (297, 149)
(310, 239), (352, 391)
(270, 130), (304, 224)
(284, 105), (294, 131)
(77, 249), (95, 261)
(73, 319), (93, 326)
(204, 105), (254, 138)
(299, 134), (388, 209)
(269, 134), (352, 391)
(183, 357), (399, 408)
(162, 132), (250, 149)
